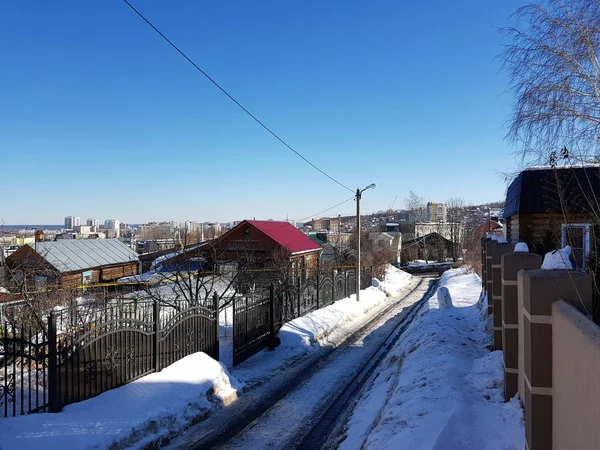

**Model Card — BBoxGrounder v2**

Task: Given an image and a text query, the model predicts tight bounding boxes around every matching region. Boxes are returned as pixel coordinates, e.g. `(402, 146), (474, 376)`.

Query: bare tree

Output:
(405, 191), (426, 223)
(501, 0), (600, 164)
(446, 196), (467, 261)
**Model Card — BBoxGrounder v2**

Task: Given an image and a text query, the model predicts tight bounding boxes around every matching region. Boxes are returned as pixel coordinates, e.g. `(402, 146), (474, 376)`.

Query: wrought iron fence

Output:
(0, 323), (49, 418)
(232, 288), (272, 366)
(1, 296), (219, 417)
(233, 268), (374, 366)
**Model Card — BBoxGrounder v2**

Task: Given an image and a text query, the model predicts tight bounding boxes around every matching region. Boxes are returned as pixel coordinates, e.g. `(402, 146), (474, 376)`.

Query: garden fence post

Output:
(344, 270), (348, 298)
(47, 312), (61, 413)
(268, 284), (276, 350)
(331, 268), (335, 301)
(213, 292), (220, 362)
(297, 276), (301, 318)
(316, 270), (320, 310)
(153, 300), (160, 372)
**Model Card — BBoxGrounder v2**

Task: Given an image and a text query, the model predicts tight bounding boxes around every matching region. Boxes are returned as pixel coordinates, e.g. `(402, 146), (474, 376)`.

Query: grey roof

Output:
(31, 239), (139, 273)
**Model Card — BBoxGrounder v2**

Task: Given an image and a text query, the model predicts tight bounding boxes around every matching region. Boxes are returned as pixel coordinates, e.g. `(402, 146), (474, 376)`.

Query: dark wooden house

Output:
(5, 239), (140, 289)
(504, 166), (600, 269)
(204, 220), (322, 285)
(401, 232), (454, 262)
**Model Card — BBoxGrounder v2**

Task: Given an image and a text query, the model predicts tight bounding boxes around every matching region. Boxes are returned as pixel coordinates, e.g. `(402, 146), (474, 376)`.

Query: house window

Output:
(35, 275), (48, 287)
(561, 224), (591, 270)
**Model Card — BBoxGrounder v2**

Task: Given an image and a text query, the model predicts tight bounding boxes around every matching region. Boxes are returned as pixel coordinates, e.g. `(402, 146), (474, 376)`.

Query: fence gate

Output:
(233, 289), (272, 366)
(55, 303), (156, 408)
(54, 297), (219, 409)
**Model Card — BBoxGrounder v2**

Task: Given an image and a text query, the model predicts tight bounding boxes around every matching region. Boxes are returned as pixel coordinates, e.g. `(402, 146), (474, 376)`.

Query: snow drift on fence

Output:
(278, 266), (412, 351)
(339, 268), (525, 450)
(0, 353), (241, 450)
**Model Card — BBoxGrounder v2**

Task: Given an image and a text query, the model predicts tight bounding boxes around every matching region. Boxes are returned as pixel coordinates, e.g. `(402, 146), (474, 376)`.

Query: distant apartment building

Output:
(74, 217), (81, 227)
(415, 222), (464, 242)
(185, 221), (198, 233)
(104, 219), (121, 238)
(86, 218), (100, 228)
(426, 202), (447, 223)
(64, 216), (74, 230)
(311, 217), (340, 234)
(139, 222), (173, 240)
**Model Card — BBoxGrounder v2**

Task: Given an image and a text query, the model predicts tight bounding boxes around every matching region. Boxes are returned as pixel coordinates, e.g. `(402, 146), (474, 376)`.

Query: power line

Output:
(297, 196), (355, 223)
(123, 0), (354, 193)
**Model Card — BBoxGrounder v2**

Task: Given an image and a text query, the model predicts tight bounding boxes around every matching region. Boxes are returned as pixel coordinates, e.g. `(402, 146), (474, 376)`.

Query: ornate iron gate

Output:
(232, 289), (272, 366)
(52, 297), (219, 409)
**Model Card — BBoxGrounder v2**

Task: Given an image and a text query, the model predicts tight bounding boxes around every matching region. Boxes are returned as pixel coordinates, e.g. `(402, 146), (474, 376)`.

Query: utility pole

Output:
(356, 184), (376, 302)
(356, 189), (361, 302)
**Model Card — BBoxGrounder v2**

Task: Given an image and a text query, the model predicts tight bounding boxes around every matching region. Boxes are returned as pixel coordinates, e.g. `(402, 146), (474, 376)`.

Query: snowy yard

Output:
(0, 266), (414, 450)
(338, 268), (524, 450)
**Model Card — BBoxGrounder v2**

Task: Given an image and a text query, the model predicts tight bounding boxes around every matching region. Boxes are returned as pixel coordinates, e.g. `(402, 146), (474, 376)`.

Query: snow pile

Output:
(497, 237), (508, 244)
(0, 353), (241, 450)
(514, 242), (529, 253)
(340, 268), (524, 450)
(278, 266), (413, 351)
(437, 286), (453, 309)
(541, 246), (573, 270)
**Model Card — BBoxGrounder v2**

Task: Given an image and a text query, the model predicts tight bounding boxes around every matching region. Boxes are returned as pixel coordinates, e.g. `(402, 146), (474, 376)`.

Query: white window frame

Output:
(561, 223), (592, 269)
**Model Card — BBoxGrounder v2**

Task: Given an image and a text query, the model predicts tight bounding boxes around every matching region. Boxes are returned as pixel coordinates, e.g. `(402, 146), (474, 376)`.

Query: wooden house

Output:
(504, 166), (600, 269)
(5, 239), (140, 290)
(401, 232), (453, 263)
(203, 220), (322, 286)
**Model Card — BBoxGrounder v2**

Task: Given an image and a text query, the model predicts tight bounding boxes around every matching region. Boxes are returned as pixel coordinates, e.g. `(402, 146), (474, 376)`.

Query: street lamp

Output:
(356, 183), (376, 302)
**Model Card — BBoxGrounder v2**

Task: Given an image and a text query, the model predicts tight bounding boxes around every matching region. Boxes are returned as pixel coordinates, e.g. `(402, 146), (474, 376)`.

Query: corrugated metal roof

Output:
(31, 239), (139, 273)
(247, 220), (322, 254)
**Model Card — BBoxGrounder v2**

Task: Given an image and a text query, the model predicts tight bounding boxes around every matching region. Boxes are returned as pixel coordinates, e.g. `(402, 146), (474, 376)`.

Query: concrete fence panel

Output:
(518, 269), (592, 450)
(552, 301), (600, 450)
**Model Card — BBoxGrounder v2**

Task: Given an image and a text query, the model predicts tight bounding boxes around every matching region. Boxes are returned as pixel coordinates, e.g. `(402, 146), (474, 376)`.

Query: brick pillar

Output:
(484, 239), (498, 314)
(490, 243), (515, 350)
(519, 269), (593, 450)
(501, 251), (542, 402)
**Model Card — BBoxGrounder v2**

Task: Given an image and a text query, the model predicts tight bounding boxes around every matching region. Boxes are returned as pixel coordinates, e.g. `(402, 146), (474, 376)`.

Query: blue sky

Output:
(1, 1), (526, 225)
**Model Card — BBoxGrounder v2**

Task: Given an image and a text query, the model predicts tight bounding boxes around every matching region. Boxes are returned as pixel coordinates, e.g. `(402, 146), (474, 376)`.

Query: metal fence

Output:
(0, 296), (219, 417)
(233, 268), (374, 366)
(0, 323), (49, 417)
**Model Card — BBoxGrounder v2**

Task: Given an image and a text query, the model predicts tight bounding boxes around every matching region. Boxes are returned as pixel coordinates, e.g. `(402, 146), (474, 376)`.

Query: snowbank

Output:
(0, 266), (414, 450)
(0, 353), (241, 450)
(278, 266), (412, 351)
(340, 268), (525, 450)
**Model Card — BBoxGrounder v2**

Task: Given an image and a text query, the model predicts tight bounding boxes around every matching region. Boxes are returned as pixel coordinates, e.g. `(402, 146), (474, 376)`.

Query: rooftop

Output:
(504, 165), (600, 218)
(30, 239), (139, 273)
(246, 220), (322, 254)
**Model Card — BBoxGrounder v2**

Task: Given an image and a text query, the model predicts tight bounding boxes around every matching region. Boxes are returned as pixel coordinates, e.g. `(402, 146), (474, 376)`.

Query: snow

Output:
(514, 242), (529, 253)
(221, 266), (414, 374)
(1, 266), (415, 450)
(0, 353), (240, 450)
(339, 268), (525, 450)
(437, 285), (453, 309)
(497, 237), (508, 244)
(541, 246), (573, 270)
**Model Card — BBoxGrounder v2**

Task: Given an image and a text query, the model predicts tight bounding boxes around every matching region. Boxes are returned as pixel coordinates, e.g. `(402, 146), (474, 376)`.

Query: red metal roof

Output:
(247, 220), (322, 254)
